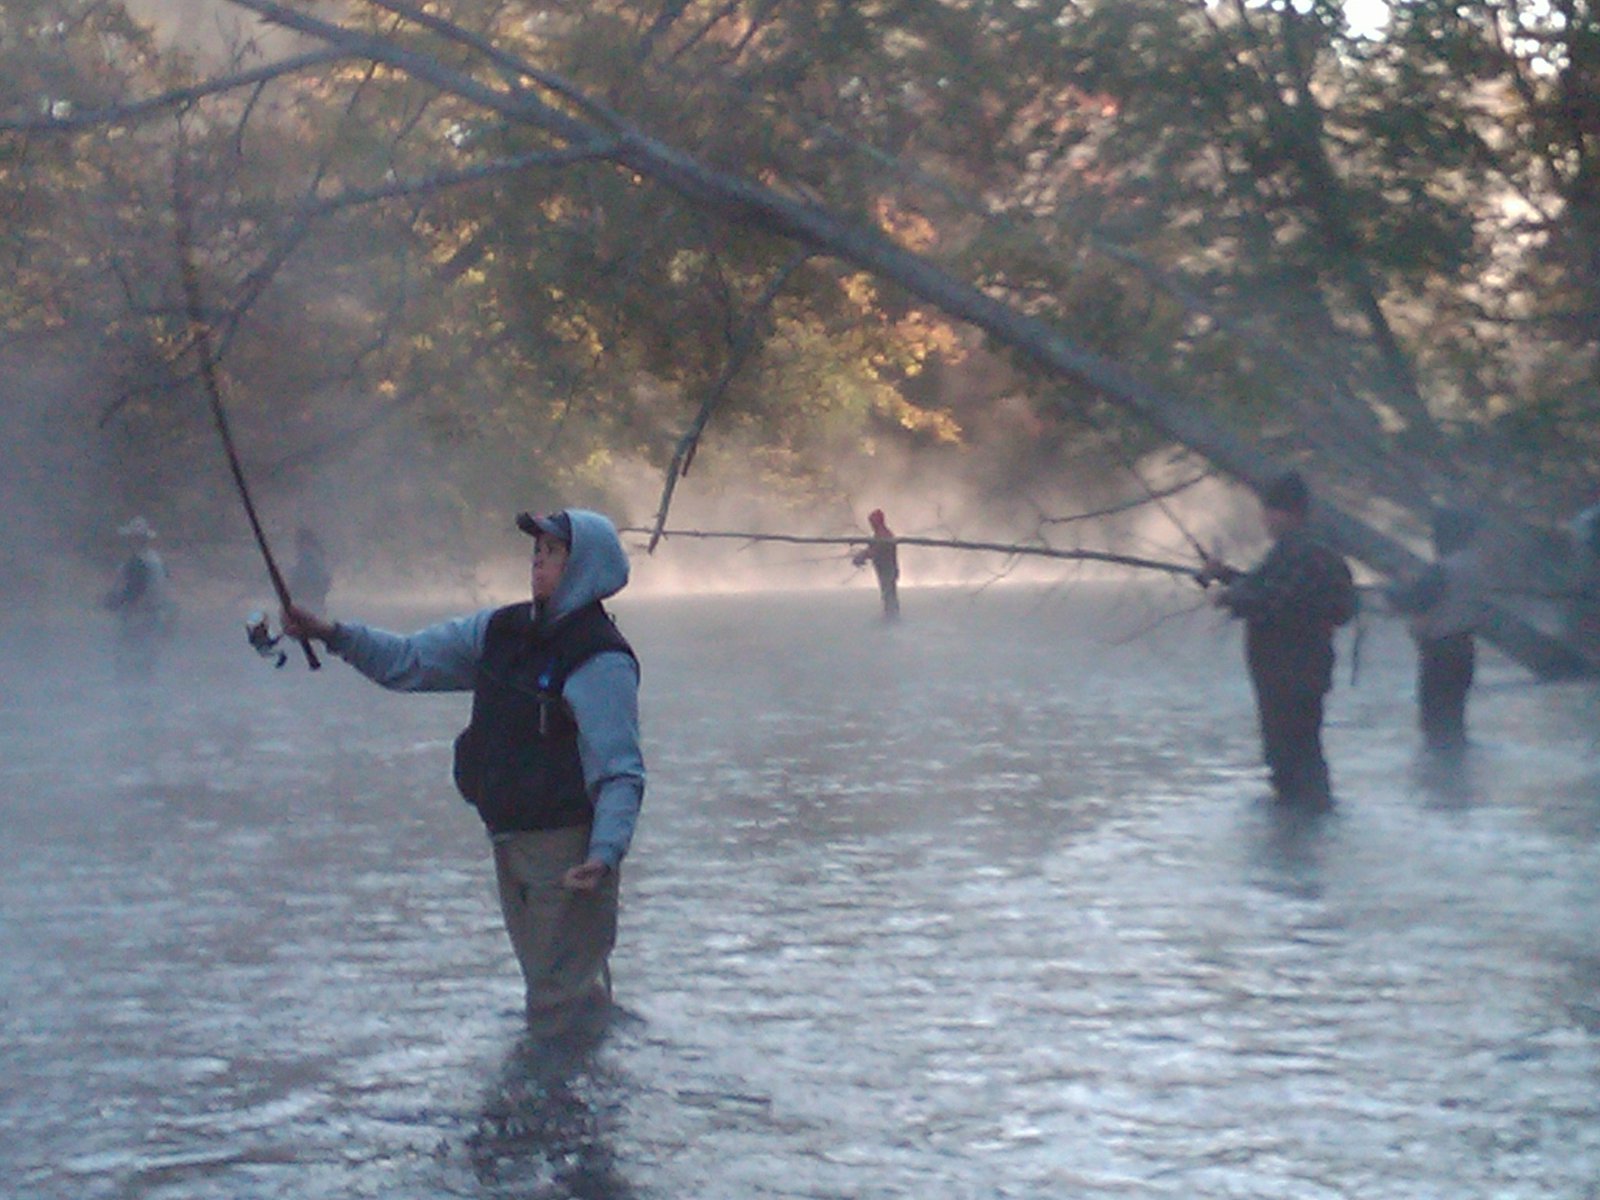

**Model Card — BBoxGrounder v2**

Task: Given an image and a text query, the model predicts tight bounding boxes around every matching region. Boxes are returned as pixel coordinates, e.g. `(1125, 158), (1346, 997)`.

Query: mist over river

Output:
(3, 581), (1598, 1199)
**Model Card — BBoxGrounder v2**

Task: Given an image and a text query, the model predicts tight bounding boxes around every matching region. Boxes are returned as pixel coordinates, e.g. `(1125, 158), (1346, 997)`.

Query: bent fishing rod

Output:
(623, 526), (1206, 580)
(173, 141), (319, 670)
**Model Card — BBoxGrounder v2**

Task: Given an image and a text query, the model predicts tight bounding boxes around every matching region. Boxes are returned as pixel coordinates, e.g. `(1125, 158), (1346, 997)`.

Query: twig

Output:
(0, 48), (349, 132)
(1039, 472), (1212, 525)
(648, 248), (811, 551)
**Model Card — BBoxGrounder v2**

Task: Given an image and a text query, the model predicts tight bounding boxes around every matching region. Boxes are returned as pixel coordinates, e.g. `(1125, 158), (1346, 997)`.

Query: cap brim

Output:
(515, 511), (568, 541)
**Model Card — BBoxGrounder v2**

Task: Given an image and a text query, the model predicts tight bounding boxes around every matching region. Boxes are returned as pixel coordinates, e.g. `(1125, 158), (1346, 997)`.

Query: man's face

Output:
(531, 533), (570, 601)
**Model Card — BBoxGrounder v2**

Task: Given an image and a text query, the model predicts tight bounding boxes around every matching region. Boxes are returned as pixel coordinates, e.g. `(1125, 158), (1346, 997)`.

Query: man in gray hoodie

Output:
(284, 508), (644, 1033)
(1387, 507), (1487, 755)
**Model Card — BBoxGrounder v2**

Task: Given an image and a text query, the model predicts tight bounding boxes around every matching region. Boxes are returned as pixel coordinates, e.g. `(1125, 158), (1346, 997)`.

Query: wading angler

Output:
(284, 508), (645, 1034)
(1201, 473), (1357, 807)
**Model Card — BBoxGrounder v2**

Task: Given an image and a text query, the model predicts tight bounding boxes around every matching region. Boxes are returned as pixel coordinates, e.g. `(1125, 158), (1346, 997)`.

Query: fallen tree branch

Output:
(0, 48), (350, 132)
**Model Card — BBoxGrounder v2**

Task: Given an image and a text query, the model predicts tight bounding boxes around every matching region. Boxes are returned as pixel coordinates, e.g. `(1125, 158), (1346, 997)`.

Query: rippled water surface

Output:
(3, 583), (1598, 1199)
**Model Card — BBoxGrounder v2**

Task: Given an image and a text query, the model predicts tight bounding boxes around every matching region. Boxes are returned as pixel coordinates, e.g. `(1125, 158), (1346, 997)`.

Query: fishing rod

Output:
(622, 526), (1204, 579)
(172, 138), (320, 670)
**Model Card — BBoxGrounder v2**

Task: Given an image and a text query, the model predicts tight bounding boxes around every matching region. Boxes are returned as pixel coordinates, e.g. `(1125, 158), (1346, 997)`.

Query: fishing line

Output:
(172, 132), (320, 669)
(1107, 439), (1213, 577)
(1066, 389), (1215, 579)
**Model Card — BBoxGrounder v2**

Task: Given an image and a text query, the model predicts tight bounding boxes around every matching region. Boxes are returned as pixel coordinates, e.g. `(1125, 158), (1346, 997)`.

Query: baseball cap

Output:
(515, 510), (572, 544)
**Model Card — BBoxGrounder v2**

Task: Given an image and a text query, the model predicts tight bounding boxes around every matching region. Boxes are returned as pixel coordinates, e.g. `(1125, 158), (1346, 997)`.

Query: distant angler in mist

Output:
(852, 508), (900, 620)
(103, 516), (177, 681)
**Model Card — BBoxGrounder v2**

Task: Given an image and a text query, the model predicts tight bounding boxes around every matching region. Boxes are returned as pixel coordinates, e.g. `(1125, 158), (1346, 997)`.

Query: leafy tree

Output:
(3, 0), (1597, 672)
(1024, 0), (1598, 512)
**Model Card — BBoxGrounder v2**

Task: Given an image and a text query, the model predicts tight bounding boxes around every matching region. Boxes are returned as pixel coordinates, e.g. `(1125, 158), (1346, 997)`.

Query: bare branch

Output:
(1038, 473), (1213, 525)
(648, 247), (811, 551)
(299, 142), (621, 215)
(360, 0), (632, 130)
(0, 48), (349, 133)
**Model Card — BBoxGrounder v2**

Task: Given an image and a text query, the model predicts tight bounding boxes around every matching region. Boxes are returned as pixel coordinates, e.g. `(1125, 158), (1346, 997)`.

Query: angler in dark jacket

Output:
(1202, 473), (1356, 807)
(284, 508), (644, 1033)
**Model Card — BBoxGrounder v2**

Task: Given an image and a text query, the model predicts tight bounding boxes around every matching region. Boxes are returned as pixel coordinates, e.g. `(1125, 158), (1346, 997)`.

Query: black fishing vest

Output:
(451, 600), (635, 835)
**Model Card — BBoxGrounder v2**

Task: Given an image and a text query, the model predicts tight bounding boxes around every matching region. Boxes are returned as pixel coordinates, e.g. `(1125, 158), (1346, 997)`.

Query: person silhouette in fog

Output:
(283, 508), (645, 1036)
(852, 508), (900, 620)
(1565, 491), (1600, 655)
(103, 516), (176, 680)
(1201, 472), (1357, 807)
(1386, 507), (1487, 756)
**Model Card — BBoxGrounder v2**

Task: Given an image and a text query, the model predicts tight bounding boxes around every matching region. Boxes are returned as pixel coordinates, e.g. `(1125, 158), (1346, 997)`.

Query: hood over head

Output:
(516, 509), (571, 545)
(1259, 470), (1309, 516)
(528, 508), (629, 623)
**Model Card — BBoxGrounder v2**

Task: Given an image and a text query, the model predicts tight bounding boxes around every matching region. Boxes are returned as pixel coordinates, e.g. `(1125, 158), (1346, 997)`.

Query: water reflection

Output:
(4, 590), (1599, 1198)
(1245, 798), (1335, 900)
(1411, 744), (1482, 810)
(467, 1022), (635, 1200)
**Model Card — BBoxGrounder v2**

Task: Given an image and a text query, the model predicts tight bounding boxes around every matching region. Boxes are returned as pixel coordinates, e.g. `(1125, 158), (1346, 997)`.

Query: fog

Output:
(5, 7), (1598, 1196)
(6, 339), (1599, 1198)
(1, 325), (1268, 620)
(121, 0), (301, 60)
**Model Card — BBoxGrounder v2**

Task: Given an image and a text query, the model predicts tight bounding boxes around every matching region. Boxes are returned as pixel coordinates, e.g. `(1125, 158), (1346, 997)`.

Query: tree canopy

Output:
(2, 0), (1596, 667)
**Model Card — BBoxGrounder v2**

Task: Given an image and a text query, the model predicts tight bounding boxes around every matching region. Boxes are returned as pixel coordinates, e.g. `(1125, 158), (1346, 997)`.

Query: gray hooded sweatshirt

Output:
(326, 509), (644, 867)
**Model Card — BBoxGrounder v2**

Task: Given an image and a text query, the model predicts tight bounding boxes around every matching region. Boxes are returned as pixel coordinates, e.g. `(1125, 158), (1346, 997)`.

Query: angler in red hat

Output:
(852, 508), (901, 620)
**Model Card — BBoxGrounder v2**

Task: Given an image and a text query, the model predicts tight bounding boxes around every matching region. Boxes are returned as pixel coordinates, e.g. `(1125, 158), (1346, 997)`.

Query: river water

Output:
(3, 582), (1598, 1199)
